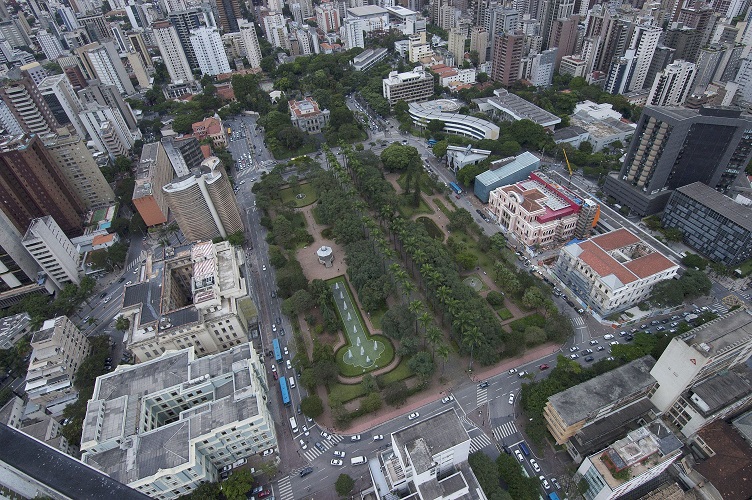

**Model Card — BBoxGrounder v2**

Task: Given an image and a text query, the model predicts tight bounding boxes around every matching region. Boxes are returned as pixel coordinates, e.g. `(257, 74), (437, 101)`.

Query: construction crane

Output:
(562, 148), (574, 186)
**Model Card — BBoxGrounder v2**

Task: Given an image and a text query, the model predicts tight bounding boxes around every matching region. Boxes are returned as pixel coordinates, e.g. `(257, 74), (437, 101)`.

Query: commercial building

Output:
(25, 316), (89, 408)
(650, 308), (752, 438)
(78, 81), (139, 132)
(490, 31), (524, 86)
(120, 240), (255, 362)
(473, 151), (541, 203)
(488, 171), (599, 247)
(346, 5), (389, 33)
(191, 116), (227, 148)
(569, 101), (636, 152)
(289, 98), (330, 135)
(603, 106), (752, 216)
(0, 76), (59, 135)
(163, 157), (243, 241)
(0, 134), (84, 237)
(190, 27), (231, 77)
(0, 395), (78, 456)
(474, 89), (561, 131)
(554, 229), (679, 316)
(408, 100), (499, 140)
(445, 145), (491, 173)
(0, 312), (30, 349)
(575, 421), (683, 500)
(646, 60), (697, 107)
(133, 142), (173, 226)
(382, 67), (434, 105)
(351, 47), (388, 71)
(553, 125), (590, 149)
(692, 419), (752, 500)
(41, 128), (115, 209)
(152, 21), (194, 83)
(22, 216), (80, 289)
(544, 356), (657, 446)
(662, 182), (752, 266)
(81, 343), (276, 499)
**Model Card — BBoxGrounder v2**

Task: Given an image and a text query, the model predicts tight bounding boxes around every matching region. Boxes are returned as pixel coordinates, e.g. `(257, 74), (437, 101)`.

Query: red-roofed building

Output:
(191, 117), (227, 148)
(288, 98), (330, 135)
(91, 233), (119, 250)
(554, 228), (678, 316)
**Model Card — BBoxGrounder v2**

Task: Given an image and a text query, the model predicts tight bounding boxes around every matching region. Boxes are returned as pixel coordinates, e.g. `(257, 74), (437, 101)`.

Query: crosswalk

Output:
(492, 422), (519, 441)
(276, 475), (293, 500)
(476, 386), (488, 407)
(459, 414), (477, 430)
(571, 316), (585, 327)
(469, 433), (494, 453)
(124, 250), (147, 272)
(711, 302), (729, 315)
(301, 434), (344, 462)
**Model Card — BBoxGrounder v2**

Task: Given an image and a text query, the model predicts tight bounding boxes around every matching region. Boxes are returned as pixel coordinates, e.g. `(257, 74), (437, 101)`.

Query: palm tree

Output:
(437, 343), (450, 376)
(409, 300), (423, 334)
(452, 309), (473, 336)
(426, 324), (442, 358)
(463, 326), (483, 371)
(401, 279), (416, 303)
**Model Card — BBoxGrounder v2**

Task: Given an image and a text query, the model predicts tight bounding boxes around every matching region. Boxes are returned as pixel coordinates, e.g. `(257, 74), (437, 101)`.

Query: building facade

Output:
(646, 60), (697, 106)
(288, 98), (331, 134)
(22, 216), (80, 289)
(0, 76), (60, 135)
(133, 142), (173, 226)
(152, 21), (194, 83)
(191, 116), (227, 148)
(190, 27), (231, 76)
(490, 31), (524, 86)
(37, 75), (85, 139)
(554, 229), (679, 316)
(662, 182), (752, 266)
(238, 20), (262, 69)
(408, 100), (499, 140)
(382, 67), (434, 105)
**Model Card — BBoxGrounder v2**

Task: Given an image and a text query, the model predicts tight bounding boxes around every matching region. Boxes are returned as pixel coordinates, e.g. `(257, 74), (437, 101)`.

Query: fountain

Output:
(348, 349), (353, 359)
(335, 283), (339, 289)
(356, 337), (361, 346)
(360, 346), (365, 355)
(374, 340), (377, 350)
(353, 325), (357, 333)
(343, 302), (347, 310)
(366, 356), (371, 363)
(347, 312), (351, 321)
(340, 291), (344, 299)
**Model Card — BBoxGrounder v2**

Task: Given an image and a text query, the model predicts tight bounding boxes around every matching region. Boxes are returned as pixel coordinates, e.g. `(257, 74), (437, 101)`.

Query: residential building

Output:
(78, 81), (139, 132)
(168, 8), (210, 69)
(191, 116), (227, 148)
(127, 50), (151, 89)
(263, 12), (289, 50)
(0, 312), (31, 349)
(447, 26), (466, 61)
(238, 20), (262, 69)
(408, 100), (499, 140)
(530, 47), (558, 87)
(351, 47), (388, 71)
(490, 31), (524, 86)
(544, 356), (657, 445)
(473, 151), (541, 203)
(0, 99), (22, 135)
(603, 106), (752, 215)
(469, 26), (488, 64)
(407, 32), (434, 63)
(161, 136), (196, 177)
(215, 0), (241, 33)
(190, 27), (231, 76)
(474, 89), (561, 131)
(646, 60), (697, 106)
(81, 343), (275, 499)
(35, 30), (66, 60)
(550, 15), (579, 69)
(19, 62), (48, 86)
(662, 182), (752, 266)
(540, 0), (575, 49)
(0, 134), (84, 237)
(569, 101), (636, 152)
(575, 421), (683, 500)
(0, 425), (148, 500)
(83, 41), (136, 95)
(41, 128), (115, 209)
(162, 157), (243, 241)
(554, 229), (679, 316)
(342, 18), (365, 49)
(152, 21), (194, 83)
(627, 24), (663, 91)
(382, 67), (434, 105)
(316, 1), (341, 32)
(430, 65), (477, 88)
(22, 216), (80, 289)
(488, 171), (599, 247)
(25, 316), (89, 408)
(37, 75), (85, 139)
(133, 142), (172, 226)
(289, 98), (330, 134)
(650, 308), (752, 437)
(120, 240), (255, 362)
(79, 103), (137, 159)
(0, 76), (59, 135)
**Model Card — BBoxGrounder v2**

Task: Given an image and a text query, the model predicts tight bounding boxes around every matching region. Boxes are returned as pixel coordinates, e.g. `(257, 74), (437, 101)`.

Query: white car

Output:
(539, 476), (550, 490)
(441, 395), (454, 404)
(508, 368), (517, 374)
(530, 459), (540, 472)
(321, 431), (331, 440)
(373, 435), (384, 441)
(604, 334), (615, 340)
(333, 450), (345, 457)
(232, 458), (247, 469)
(514, 450), (524, 462)
(103, 297), (110, 303)
(125, 280), (132, 286)
(569, 346), (579, 352)
(299, 439), (307, 450)
(331, 459), (343, 466)
(508, 394), (515, 404)
(408, 412), (420, 420)
(262, 265), (267, 271)
(286, 359), (292, 370)
(262, 448), (275, 456)
(350, 434), (361, 441)
(283, 346), (289, 355)
(272, 324), (277, 332)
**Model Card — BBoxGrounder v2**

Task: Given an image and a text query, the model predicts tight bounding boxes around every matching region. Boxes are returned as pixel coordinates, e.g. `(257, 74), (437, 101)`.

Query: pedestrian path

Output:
(301, 434), (344, 462)
(711, 302), (729, 315)
(276, 475), (293, 500)
(476, 386), (488, 407)
(469, 433), (494, 453)
(459, 415), (477, 430)
(124, 250), (147, 272)
(492, 422), (518, 441)
(571, 316), (585, 327)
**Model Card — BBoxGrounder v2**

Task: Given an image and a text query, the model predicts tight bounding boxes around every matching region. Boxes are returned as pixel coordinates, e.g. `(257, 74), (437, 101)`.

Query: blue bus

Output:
(519, 442), (531, 456)
(548, 493), (561, 500)
(449, 182), (463, 194)
(272, 338), (282, 363)
(428, 138), (437, 146)
(279, 376), (291, 406)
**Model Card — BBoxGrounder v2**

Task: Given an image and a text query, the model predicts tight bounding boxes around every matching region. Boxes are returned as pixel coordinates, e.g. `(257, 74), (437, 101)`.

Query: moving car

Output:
(333, 450), (345, 457)
(331, 459), (343, 466)
(314, 441), (326, 452)
(350, 434), (361, 441)
(408, 412), (420, 420)
(373, 435), (384, 441)
(441, 395), (454, 404)
(299, 467), (313, 477)
(321, 431), (331, 439)
(508, 368), (517, 374)
(514, 450), (524, 462)
(530, 459), (540, 473)
(478, 381), (490, 388)
(551, 478), (561, 490)
(508, 394), (515, 404)
(539, 364), (549, 370)
(262, 265), (267, 271)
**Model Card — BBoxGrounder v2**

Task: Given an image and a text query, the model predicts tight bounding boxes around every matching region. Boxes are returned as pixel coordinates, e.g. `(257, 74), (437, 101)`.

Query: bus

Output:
(272, 338), (282, 363)
(449, 182), (463, 195)
(227, 127), (232, 135)
(548, 493), (561, 500)
(289, 416), (298, 433)
(519, 441), (531, 456)
(427, 138), (437, 146)
(279, 376), (291, 406)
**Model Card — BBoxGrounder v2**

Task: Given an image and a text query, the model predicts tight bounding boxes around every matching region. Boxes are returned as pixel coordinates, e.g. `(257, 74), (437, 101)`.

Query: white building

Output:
(474, 89), (562, 131)
(79, 103), (137, 159)
(569, 100), (636, 152)
(346, 5), (389, 32)
(627, 24), (662, 91)
(408, 100), (499, 140)
(0, 312), (31, 350)
(559, 55), (587, 77)
(25, 316), (90, 408)
(342, 18), (365, 49)
(408, 32), (434, 62)
(37, 75), (86, 139)
(81, 343), (276, 500)
(554, 228), (679, 316)
(35, 30), (67, 60)
(152, 21), (194, 83)
(190, 27), (231, 76)
(382, 67), (434, 104)
(530, 47), (558, 87)
(316, 2), (341, 32)
(85, 41), (136, 96)
(238, 20), (262, 69)
(647, 60), (697, 107)
(22, 216), (80, 289)
(263, 12), (289, 50)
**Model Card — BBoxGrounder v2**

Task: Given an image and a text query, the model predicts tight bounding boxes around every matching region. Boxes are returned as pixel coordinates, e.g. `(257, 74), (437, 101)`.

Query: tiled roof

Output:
(591, 228), (640, 251)
(695, 420), (752, 500)
(92, 234), (115, 245)
(578, 241), (637, 285)
(624, 252), (675, 278)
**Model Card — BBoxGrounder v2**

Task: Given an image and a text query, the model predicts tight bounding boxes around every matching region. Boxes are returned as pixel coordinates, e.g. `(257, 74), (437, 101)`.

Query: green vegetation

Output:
(329, 382), (367, 403)
(468, 452), (539, 500)
(1, 276), (96, 330)
(376, 358), (414, 386)
(416, 216), (444, 239)
(300, 395), (324, 418)
(335, 474), (355, 497)
(649, 269), (712, 307)
(497, 308), (513, 321)
(681, 252), (708, 271)
(279, 182), (318, 207)
(221, 469), (256, 500)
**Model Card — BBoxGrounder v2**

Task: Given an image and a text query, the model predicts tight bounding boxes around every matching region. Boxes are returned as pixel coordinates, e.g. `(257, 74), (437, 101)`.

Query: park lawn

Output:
(508, 313), (546, 331)
(376, 357), (413, 386)
(398, 195), (435, 218)
(336, 334), (395, 377)
(369, 308), (386, 330)
(329, 382), (367, 403)
(497, 308), (513, 321)
(433, 197), (453, 217)
(738, 258), (752, 277)
(279, 183), (318, 207)
(454, 232), (495, 271)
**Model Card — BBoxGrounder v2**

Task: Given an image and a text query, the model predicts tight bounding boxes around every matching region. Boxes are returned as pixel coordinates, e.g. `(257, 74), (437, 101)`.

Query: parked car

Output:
(570, 353), (579, 359)
(589, 339), (599, 345)
(569, 346), (579, 352)
(551, 478), (561, 490)
(331, 459), (343, 466)
(530, 459), (540, 473)
(539, 476), (550, 490)
(408, 412), (420, 420)
(299, 439), (307, 450)
(539, 364), (549, 370)
(351, 435), (361, 441)
(333, 450), (345, 457)
(508, 394), (515, 404)
(584, 356), (595, 362)
(262, 448), (275, 456)
(508, 368), (517, 374)
(441, 395), (454, 404)
(232, 458), (247, 469)
(373, 435), (384, 441)
(517, 370), (527, 377)
(314, 441), (326, 452)
(514, 450), (524, 462)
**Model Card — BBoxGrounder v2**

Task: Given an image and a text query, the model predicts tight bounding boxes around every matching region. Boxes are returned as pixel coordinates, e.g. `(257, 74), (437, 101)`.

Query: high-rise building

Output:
(0, 99), (22, 135)
(530, 47), (557, 87)
(447, 26), (467, 61)
(664, 23), (701, 62)
(263, 12), (289, 50)
(343, 18), (365, 49)
(83, 41), (136, 95)
(152, 21), (194, 83)
(128, 32), (153, 69)
(627, 24), (663, 91)
(0, 135), (84, 237)
(41, 128), (115, 209)
(316, 1), (341, 32)
(238, 20), (262, 69)
(0, 76), (59, 135)
(189, 26), (231, 76)
(603, 106), (752, 215)
(127, 50), (151, 89)
(77, 13), (110, 42)
(22, 216), (80, 289)
(540, 0), (575, 49)
(644, 46), (676, 90)
(215, 0), (241, 33)
(168, 8), (208, 69)
(490, 31), (524, 86)
(35, 30), (67, 59)
(549, 15), (579, 70)
(133, 142), (172, 226)
(37, 75), (86, 138)
(79, 104), (137, 159)
(646, 60), (696, 106)
(78, 81), (139, 132)
(469, 26), (488, 63)
(382, 67), (434, 104)
(163, 156), (243, 241)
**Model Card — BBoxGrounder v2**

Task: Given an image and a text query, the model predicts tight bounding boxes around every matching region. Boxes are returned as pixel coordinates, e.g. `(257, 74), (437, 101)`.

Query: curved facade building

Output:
(408, 100), (500, 140)
(162, 157), (243, 241)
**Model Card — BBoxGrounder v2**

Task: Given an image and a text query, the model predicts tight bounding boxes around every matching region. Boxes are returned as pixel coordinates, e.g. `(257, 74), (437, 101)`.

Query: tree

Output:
(486, 291), (505, 307)
(222, 469), (255, 500)
(335, 474), (355, 497)
(432, 140), (448, 158)
(115, 316), (130, 332)
(408, 351), (435, 381)
(663, 227), (684, 241)
(384, 380), (409, 406)
(361, 392), (382, 413)
(427, 119), (445, 134)
(301, 395), (324, 418)
(186, 482), (221, 499)
(681, 252), (707, 270)
(227, 231), (246, 246)
(463, 326), (483, 370)
(522, 287), (546, 310)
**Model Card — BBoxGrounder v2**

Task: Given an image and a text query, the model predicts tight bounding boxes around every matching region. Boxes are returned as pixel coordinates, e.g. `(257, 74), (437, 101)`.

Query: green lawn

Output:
(376, 357), (414, 386)
(369, 308), (386, 330)
(416, 216), (444, 239)
(497, 308), (513, 320)
(398, 195), (435, 218)
(280, 183), (319, 207)
(329, 382), (367, 403)
(738, 259), (752, 277)
(433, 198), (453, 217)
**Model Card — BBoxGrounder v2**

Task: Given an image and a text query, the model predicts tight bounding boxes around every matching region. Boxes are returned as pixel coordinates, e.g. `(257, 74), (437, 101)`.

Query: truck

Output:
(227, 127), (231, 135)
(449, 182), (463, 195)
(289, 416), (298, 433)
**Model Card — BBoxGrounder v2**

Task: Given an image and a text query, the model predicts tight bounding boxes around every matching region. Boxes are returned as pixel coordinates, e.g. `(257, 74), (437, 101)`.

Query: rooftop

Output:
(690, 366), (752, 415)
(548, 356), (656, 426)
(475, 151), (540, 187)
(0, 313), (30, 345)
(347, 5), (388, 16)
(392, 409), (469, 475)
(553, 125), (589, 141)
(498, 171), (586, 223)
(695, 420), (752, 500)
(674, 182), (752, 232)
(289, 97), (324, 117)
(473, 89), (561, 127)
(677, 308), (752, 359)
(133, 142), (163, 199)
